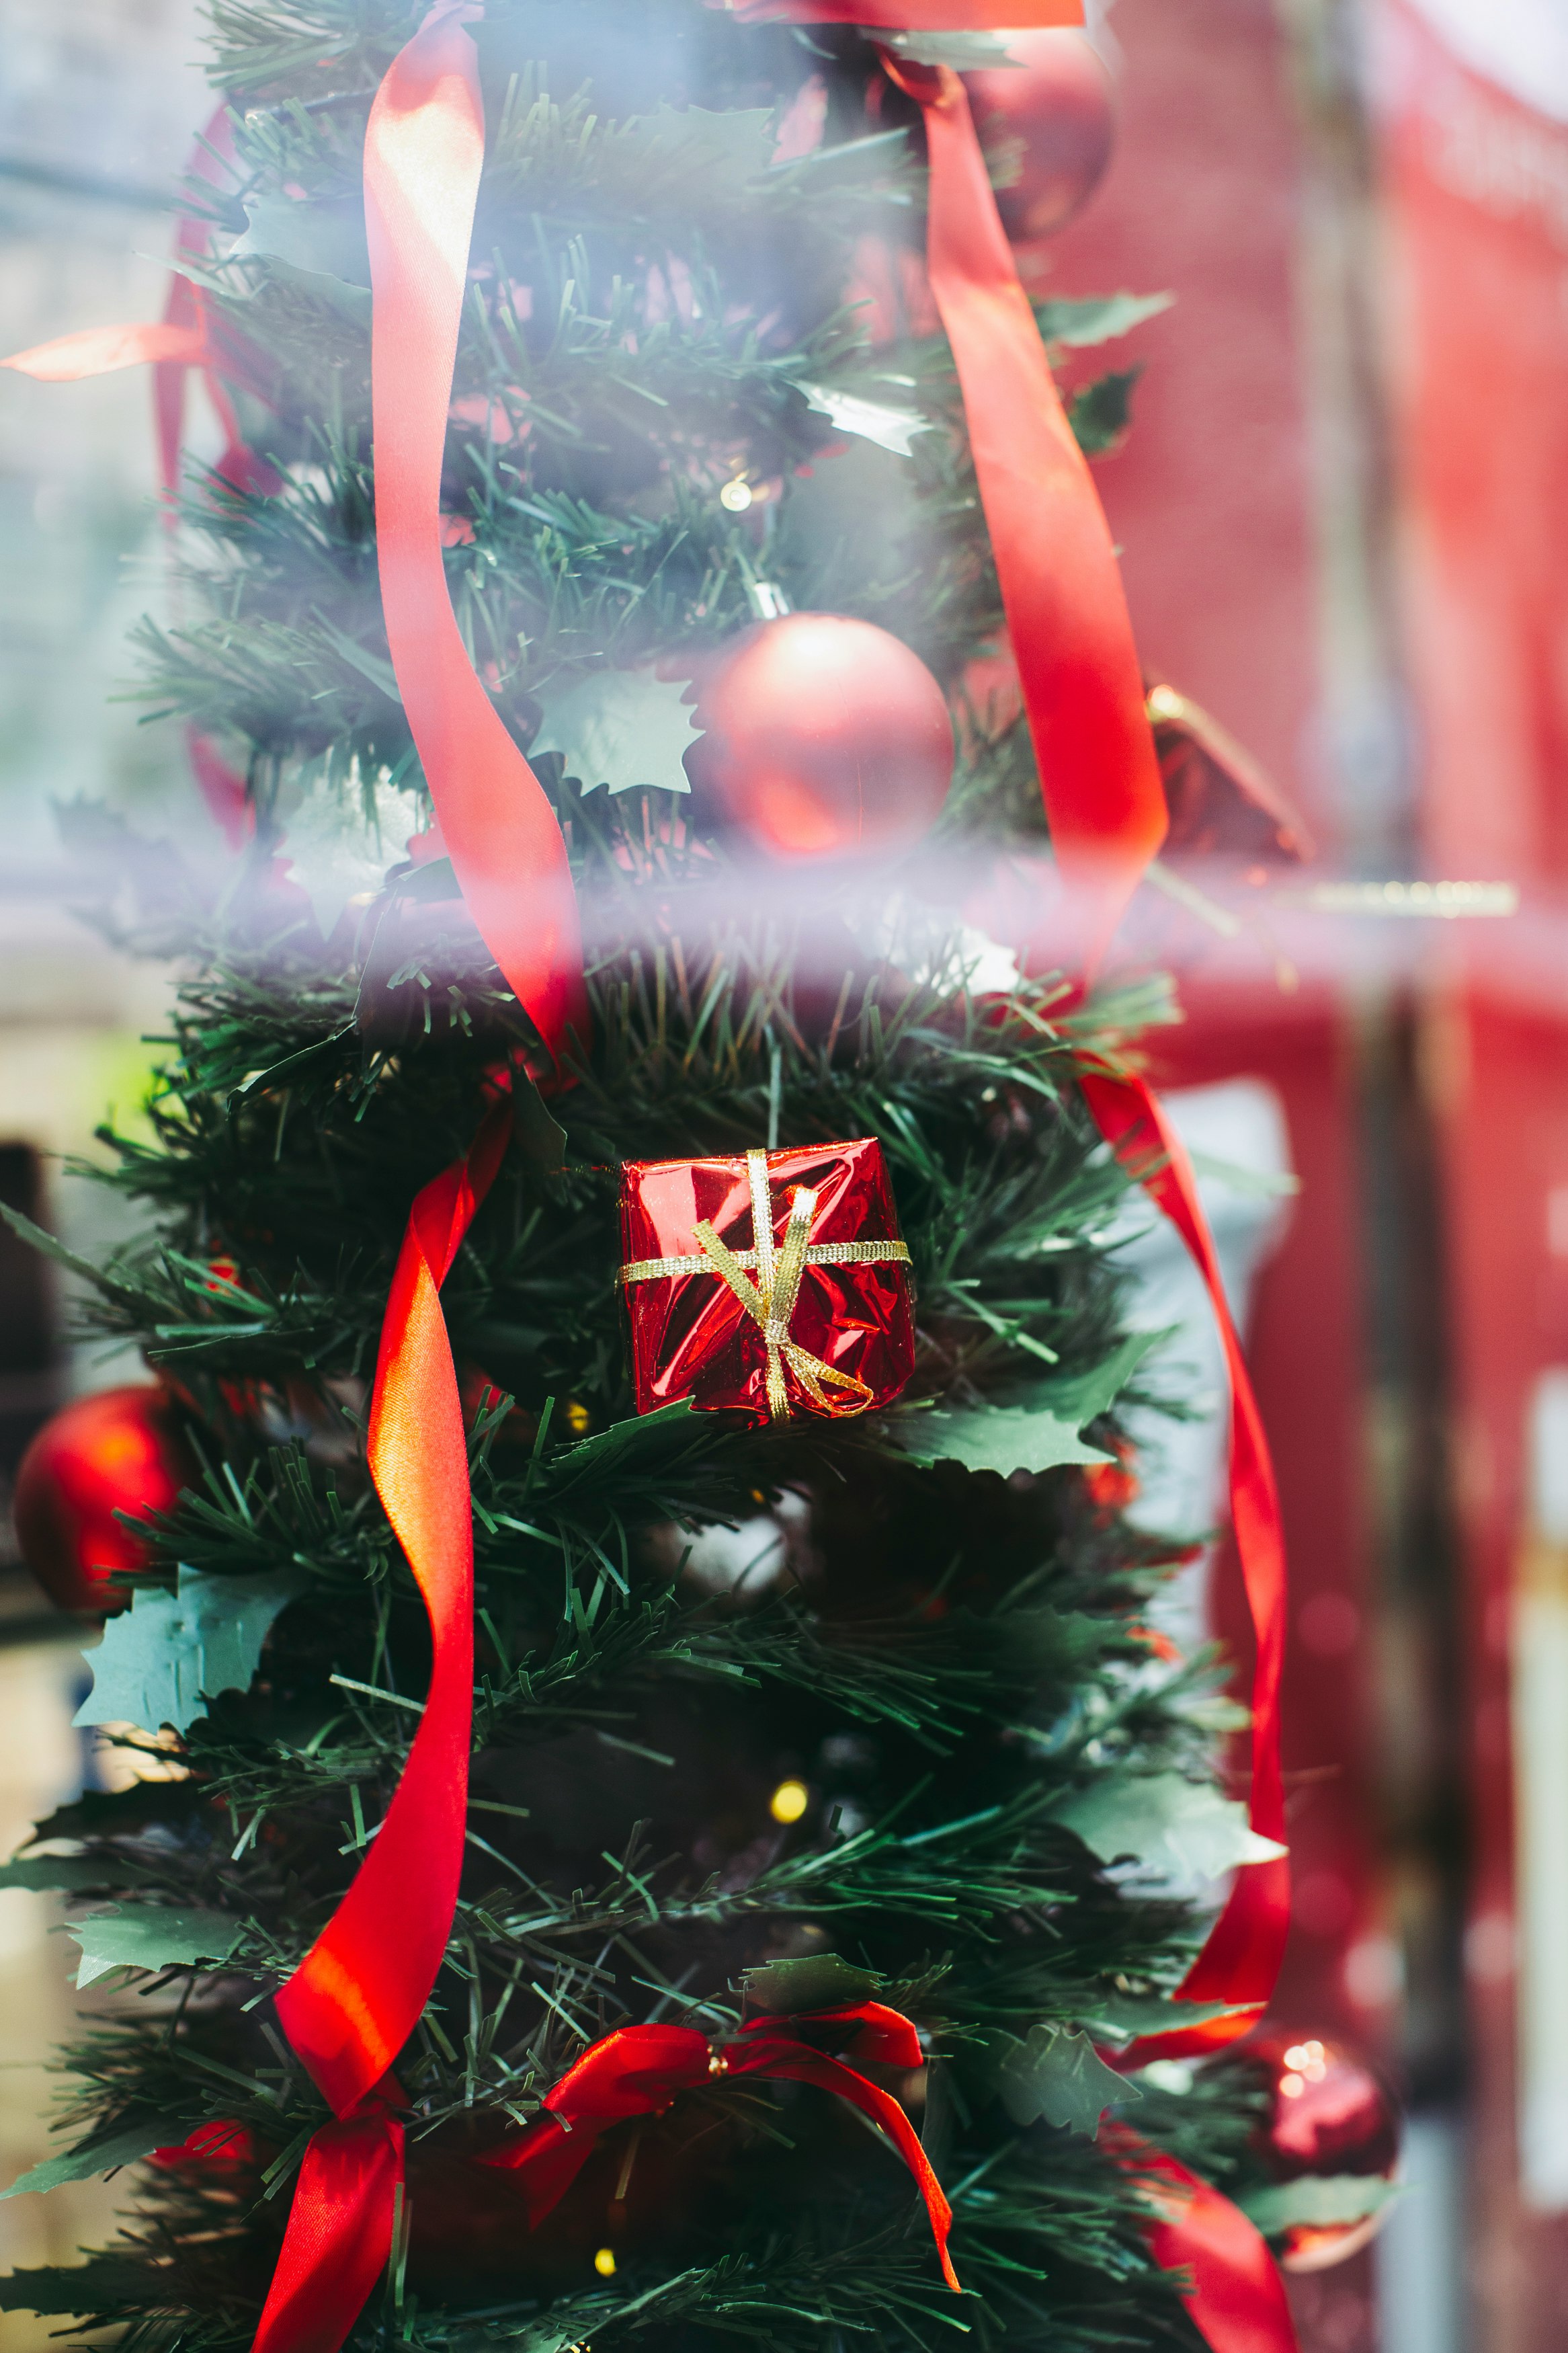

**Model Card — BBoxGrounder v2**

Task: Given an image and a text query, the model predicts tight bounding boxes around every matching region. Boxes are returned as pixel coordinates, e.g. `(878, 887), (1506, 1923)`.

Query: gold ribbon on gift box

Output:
(621, 1148), (912, 1423)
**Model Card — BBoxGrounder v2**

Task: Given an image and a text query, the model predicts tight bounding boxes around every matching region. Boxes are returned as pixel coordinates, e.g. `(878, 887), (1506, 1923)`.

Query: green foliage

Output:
(0, 5), (1272, 2351)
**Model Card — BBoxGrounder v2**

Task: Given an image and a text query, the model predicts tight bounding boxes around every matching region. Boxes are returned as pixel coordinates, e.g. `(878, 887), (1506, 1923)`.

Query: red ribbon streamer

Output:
(276, 1098), (509, 2108)
(254, 1103), (510, 2353)
(1104, 2128), (1298, 2353)
(480, 2001), (958, 2292)
(1081, 1074), (1290, 2065)
(251, 2100), (405, 2353)
(881, 53), (1168, 969)
(363, 3), (587, 1063)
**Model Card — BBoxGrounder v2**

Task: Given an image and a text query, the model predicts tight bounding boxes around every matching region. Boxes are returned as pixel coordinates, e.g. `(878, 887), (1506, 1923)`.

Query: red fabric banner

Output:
(363, 4), (587, 1062)
(481, 2001), (958, 2291)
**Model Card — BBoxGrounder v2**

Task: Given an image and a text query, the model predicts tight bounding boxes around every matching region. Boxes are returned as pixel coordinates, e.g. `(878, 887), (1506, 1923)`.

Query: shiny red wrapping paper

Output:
(619, 1139), (915, 1425)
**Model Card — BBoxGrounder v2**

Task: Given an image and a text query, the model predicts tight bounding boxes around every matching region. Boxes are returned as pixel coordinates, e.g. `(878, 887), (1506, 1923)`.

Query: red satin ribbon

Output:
(881, 53), (1167, 969)
(255, 1102), (510, 2353)
(277, 1097), (509, 2105)
(363, 3), (587, 1062)
(481, 2001), (958, 2292)
(1082, 1074), (1289, 2065)
(252, 2100), (405, 2353)
(1104, 2127), (1298, 2353)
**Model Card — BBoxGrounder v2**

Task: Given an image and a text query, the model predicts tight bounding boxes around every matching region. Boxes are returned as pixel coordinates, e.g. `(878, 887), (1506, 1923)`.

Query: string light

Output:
(770, 1777), (809, 1823)
(719, 476), (753, 511)
(593, 2247), (617, 2278)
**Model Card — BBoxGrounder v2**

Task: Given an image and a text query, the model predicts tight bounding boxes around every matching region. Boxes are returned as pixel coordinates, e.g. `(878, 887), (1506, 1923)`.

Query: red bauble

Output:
(1254, 2035), (1401, 2274)
(13, 1385), (199, 1614)
(964, 31), (1116, 242)
(690, 614), (953, 859)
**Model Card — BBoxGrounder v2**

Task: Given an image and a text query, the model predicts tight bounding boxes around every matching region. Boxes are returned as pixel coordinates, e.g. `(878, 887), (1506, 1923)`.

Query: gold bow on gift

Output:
(621, 1149), (911, 1423)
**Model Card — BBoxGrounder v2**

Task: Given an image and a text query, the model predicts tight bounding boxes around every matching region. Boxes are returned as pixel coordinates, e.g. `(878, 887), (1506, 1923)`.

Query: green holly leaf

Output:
(902, 1402), (1113, 1478)
(1081, 1992), (1243, 2042)
(75, 1567), (304, 1734)
(741, 1954), (880, 2016)
(512, 1073), (568, 1174)
(1069, 368), (1142, 456)
(546, 1401), (699, 1488)
(1240, 2173), (1398, 2237)
(0, 2116), (181, 2202)
(1035, 1330), (1163, 1427)
(1050, 1772), (1287, 1882)
(234, 195), (372, 288)
(0, 1854), (159, 1895)
(632, 102), (777, 181)
(66, 1904), (243, 1989)
(279, 766), (419, 937)
(790, 379), (932, 458)
(878, 26), (1017, 68)
(531, 670), (700, 797)
(1035, 292), (1173, 348)
(895, 1330), (1159, 1478)
(997, 2024), (1139, 2135)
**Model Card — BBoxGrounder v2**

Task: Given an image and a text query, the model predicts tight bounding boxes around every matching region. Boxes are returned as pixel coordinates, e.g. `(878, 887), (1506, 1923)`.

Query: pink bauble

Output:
(964, 30), (1116, 242)
(691, 614), (953, 859)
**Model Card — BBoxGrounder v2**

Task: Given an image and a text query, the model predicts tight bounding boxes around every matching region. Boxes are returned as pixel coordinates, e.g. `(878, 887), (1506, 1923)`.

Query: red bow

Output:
(481, 2001), (958, 2292)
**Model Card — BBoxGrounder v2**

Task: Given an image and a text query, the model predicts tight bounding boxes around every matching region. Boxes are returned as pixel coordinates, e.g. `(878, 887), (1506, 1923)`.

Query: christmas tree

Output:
(0, 5), (1311, 2350)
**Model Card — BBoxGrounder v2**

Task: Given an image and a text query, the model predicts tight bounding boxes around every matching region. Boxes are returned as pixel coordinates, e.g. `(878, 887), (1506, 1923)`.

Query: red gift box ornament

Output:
(620, 1141), (915, 1424)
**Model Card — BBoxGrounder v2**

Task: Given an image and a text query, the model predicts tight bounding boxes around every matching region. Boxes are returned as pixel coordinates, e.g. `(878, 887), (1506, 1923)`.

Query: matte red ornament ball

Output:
(1255, 2034), (1401, 2274)
(963, 30), (1116, 242)
(13, 1385), (198, 1615)
(690, 614), (954, 859)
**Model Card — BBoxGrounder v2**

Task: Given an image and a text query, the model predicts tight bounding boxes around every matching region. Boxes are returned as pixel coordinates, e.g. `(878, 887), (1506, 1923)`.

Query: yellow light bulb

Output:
(770, 1778), (809, 1825)
(593, 2247), (617, 2278)
(1279, 2071), (1305, 2099)
(719, 476), (753, 512)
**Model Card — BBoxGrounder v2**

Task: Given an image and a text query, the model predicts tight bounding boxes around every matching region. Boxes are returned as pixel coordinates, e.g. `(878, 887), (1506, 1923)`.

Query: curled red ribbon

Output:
(1104, 2127), (1298, 2353)
(880, 53), (1168, 969)
(253, 1101), (511, 2353)
(480, 2001), (958, 2292)
(1082, 1074), (1290, 2065)
(363, 4), (587, 1062)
